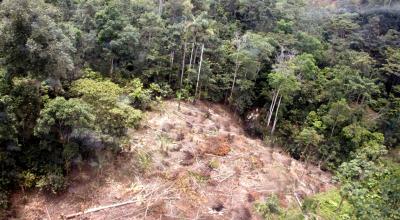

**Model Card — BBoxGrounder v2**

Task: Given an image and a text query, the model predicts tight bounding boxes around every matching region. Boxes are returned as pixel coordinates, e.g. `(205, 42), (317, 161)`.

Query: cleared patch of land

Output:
(11, 100), (334, 219)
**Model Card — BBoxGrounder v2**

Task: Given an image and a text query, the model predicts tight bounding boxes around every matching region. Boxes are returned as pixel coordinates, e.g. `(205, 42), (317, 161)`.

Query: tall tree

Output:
(0, 0), (75, 85)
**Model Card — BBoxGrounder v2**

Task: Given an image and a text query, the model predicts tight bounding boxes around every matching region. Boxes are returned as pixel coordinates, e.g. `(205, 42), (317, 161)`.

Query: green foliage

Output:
(126, 78), (152, 110)
(295, 127), (324, 161)
(19, 171), (37, 189)
(135, 150), (152, 173)
(71, 78), (123, 106)
(291, 53), (319, 80)
(255, 191), (354, 220)
(0, 0), (399, 217)
(208, 158), (220, 170)
(0, 0), (75, 81)
(323, 99), (352, 136)
(71, 77), (142, 137)
(149, 83), (173, 99)
(83, 68), (104, 80)
(254, 195), (282, 219)
(7, 77), (42, 142)
(269, 58), (301, 98)
(335, 135), (393, 219)
(34, 97), (95, 144)
(188, 170), (210, 183)
(276, 19), (294, 34)
(35, 168), (67, 194)
(302, 190), (354, 220)
(382, 48), (400, 78)
(380, 161), (400, 219)
(0, 191), (8, 209)
(294, 32), (325, 62)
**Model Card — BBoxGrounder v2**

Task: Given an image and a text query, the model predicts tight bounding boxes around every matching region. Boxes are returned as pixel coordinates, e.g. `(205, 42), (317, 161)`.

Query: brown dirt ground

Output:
(10, 100), (334, 220)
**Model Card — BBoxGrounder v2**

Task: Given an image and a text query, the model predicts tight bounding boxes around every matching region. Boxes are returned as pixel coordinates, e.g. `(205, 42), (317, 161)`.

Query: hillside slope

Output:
(11, 101), (334, 219)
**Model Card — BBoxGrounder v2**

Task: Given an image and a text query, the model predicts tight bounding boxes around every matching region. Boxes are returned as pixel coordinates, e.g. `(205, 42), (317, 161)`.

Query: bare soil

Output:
(10, 100), (334, 220)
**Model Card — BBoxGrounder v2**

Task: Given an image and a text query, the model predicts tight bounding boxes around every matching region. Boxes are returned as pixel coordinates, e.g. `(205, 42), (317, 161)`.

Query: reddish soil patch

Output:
(10, 100), (334, 219)
(200, 136), (231, 156)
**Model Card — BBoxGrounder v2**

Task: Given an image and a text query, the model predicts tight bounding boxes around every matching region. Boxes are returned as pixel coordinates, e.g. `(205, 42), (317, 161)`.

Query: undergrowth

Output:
(255, 190), (354, 220)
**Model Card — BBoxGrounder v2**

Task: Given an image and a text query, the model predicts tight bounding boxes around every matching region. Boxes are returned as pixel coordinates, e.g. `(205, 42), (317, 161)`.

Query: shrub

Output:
(34, 97), (95, 145)
(125, 78), (152, 110)
(254, 195), (281, 219)
(135, 150), (152, 173)
(19, 171), (37, 190)
(302, 190), (353, 220)
(36, 169), (67, 194)
(71, 78), (142, 137)
(149, 83), (173, 98)
(0, 191), (9, 210)
(82, 68), (104, 80)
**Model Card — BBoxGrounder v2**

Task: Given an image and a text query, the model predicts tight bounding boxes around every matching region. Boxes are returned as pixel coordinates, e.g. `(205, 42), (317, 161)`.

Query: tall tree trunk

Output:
(169, 51), (174, 83)
(195, 44), (204, 100)
(193, 44), (198, 66)
(189, 42), (195, 70)
(198, 78), (203, 100)
(330, 122), (336, 138)
(336, 197), (344, 213)
(229, 62), (240, 100)
(109, 56), (114, 79)
(271, 95), (282, 136)
(180, 42), (187, 89)
(148, 33), (152, 48)
(229, 39), (242, 100)
(158, 0), (163, 15)
(170, 51), (175, 67)
(266, 90), (276, 126)
(360, 95), (366, 105)
(256, 62), (261, 75)
(356, 94), (361, 104)
(267, 89), (280, 127)
(186, 44), (197, 88)
(300, 144), (311, 178)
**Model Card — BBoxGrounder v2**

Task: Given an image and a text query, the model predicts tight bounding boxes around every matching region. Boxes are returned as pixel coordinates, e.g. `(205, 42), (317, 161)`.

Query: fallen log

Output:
(60, 199), (139, 219)
(61, 184), (175, 219)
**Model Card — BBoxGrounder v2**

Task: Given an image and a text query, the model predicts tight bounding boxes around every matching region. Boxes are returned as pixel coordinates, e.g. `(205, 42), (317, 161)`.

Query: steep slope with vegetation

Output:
(11, 100), (335, 219)
(0, 0), (399, 219)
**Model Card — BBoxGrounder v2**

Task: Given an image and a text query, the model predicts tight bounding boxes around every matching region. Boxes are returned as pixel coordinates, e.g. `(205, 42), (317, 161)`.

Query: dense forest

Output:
(0, 0), (399, 219)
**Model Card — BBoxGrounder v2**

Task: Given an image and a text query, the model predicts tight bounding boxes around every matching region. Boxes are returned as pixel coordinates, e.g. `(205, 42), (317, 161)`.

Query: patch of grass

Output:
(207, 128), (219, 135)
(208, 158), (220, 169)
(188, 171), (210, 184)
(135, 150), (152, 173)
(302, 189), (354, 220)
(254, 194), (282, 219)
(157, 133), (174, 157)
(254, 190), (354, 220)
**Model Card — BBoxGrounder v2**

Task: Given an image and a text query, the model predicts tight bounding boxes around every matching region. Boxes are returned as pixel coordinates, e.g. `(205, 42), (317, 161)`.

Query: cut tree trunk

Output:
(61, 199), (140, 219)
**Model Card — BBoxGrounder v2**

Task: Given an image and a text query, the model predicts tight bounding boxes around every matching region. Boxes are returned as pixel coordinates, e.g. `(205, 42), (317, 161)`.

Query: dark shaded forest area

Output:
(0, 0), (399, 219)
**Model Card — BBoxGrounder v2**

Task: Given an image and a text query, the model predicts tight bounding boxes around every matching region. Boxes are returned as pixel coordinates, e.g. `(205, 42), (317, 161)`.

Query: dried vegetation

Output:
(11, 101), (334, 219)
